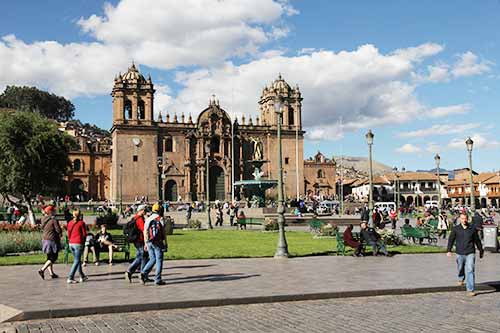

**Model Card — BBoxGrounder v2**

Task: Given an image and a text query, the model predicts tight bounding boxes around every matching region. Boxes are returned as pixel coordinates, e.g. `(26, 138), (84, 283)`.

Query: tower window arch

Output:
(288, 107), (295, 126)
(165, 137), (173, 152)
(73, 159), (82, 172)
(124, 100), (132, 119)
(138, 100), (145, 119)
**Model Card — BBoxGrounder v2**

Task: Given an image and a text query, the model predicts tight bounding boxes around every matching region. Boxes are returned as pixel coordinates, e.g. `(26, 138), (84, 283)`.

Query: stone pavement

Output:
(2, 291), (500, 332)
(0, 253), (499, 323)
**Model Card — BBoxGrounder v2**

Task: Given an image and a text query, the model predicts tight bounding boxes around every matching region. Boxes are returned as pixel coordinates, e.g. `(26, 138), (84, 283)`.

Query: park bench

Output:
(335, 231), (345, 256)
(308, 219), (324, 233)
(236, 217), (265, 229)
(63, 234), (130, 264)
(401, 226), (437, 245)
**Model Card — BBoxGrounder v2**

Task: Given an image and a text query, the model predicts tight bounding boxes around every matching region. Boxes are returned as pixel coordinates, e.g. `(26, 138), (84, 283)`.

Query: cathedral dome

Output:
(120, 63), (146, 83)
(271, 73), (291, 91)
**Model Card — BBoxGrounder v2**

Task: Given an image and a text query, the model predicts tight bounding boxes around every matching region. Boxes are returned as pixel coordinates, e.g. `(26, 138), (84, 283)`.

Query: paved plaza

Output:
(2, 291), (500, 332)
(0, 254), (499, 323)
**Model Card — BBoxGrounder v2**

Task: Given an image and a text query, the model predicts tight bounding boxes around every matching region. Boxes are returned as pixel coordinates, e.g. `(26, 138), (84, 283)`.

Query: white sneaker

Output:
(67, 279), (78, 284)
(79, 276), (88, 283)
(95, 262), (99, 266)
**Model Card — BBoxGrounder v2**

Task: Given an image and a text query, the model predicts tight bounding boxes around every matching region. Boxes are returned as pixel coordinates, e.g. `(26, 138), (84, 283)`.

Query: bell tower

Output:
(110, 63), (159, 203)
(258, 74), (302, 130)
(111, 63), (155, 126)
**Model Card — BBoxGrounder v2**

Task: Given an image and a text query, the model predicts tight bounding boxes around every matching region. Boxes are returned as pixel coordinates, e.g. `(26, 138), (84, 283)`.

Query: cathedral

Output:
(98, 64), (336, 202)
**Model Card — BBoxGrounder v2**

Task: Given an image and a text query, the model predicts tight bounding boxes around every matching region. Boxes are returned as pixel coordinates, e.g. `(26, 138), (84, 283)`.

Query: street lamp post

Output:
(157, 157), (163, 202)
(466, 137), (475, 211)
(205, 142), (213, 229)
(497, 171), (500, 209)
(274, 93), (289, 258)
(393, 167), (400, 212)
(366, 129), (374, 227)
(119, 163), (123, 214)
(434, 154), (441, 212)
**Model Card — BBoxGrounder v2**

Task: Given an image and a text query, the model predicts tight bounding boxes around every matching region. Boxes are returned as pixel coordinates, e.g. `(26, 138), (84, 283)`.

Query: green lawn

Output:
(0, 230), (446, 266)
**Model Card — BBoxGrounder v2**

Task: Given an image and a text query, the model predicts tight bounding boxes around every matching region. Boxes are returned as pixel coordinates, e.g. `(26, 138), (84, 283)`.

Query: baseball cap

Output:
(137, 204), (147, 212)
(152, 203), (160, 212)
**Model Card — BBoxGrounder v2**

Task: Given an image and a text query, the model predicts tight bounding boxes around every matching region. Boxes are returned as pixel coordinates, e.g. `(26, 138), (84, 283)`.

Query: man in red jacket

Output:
(125, 205), (147, 282)
(343, 224), (362, 257)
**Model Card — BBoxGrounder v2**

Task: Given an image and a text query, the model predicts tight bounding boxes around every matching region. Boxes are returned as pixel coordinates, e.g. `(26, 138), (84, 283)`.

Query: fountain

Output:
(234, 137), (277, 207)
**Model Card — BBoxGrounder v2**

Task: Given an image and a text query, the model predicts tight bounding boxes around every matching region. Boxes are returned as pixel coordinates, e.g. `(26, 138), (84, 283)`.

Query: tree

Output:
(0, 111), (75, 224)
(0, 86), (75, 121)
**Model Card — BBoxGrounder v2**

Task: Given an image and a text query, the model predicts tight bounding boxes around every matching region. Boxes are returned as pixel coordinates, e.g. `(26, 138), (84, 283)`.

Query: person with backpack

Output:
(38, 204), (62, 279)
(125, 204), (147, 282)
(141, 203), (167, 285)
(67, 209), (88, 283)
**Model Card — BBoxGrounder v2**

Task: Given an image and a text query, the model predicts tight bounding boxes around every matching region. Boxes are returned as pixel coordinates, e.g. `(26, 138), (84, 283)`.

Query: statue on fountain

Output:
(250, 137), (264, 161)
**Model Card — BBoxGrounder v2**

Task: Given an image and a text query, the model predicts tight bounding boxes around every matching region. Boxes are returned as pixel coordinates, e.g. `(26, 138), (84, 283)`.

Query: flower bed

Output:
(0, 231), (42, 256)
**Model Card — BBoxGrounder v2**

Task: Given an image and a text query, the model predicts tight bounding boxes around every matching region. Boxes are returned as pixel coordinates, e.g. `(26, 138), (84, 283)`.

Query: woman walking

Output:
(38, 204), (62, 279)
(67, 209), (88, 284)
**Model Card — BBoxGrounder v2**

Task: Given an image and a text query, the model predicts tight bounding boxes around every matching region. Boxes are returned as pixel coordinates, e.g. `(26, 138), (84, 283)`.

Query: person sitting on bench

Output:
(237, 210), (246, 230)
(360, 221), (388, 256)
(95, 224), (118, 265)
(343, 224), (363, 257)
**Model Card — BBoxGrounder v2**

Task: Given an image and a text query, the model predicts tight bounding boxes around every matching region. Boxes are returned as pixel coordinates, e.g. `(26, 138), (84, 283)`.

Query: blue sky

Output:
(1, 0), (499, 172)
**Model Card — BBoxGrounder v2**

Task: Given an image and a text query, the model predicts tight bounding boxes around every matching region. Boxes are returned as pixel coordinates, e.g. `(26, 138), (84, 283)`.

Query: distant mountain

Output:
(334, 156), (393, 176)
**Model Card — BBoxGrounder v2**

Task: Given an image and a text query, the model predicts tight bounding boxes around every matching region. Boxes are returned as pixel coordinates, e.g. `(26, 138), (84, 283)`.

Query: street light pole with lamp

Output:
(119, 163), (123, 214)
(434, 154), (441, 212)
(205, 142), (213, 229)
(393, 167), (400, 213)
(274, 93), (289, 258)
(466, 137), (475, 211)
(366, 129), (374, 227)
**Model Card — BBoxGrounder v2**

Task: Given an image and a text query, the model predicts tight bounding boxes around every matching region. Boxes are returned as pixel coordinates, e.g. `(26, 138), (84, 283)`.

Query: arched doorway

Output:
(70, 179), (85, 201)
(480, 198), (487, 208)
(423, 195), (430, 204)
(209, 166), (225, 201)
(164, 180), (178, 202)
(406, 196), (414, 206)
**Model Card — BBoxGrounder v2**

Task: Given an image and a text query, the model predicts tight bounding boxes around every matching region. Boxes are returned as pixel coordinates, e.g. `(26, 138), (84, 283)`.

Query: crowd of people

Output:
(37, 202), (169, 285)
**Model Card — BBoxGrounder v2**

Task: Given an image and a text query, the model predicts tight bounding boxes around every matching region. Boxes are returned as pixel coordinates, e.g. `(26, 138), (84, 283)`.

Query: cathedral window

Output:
(124, 100), (132, 119)
(165, 137), (173, 152)
(211, 136), (220, 153)
(285, 157), (289, 165)
(138, 100), (145, 119)
(73, 159), (81, 172)
(133, 155), (138, 162)
(317, 169), (324, 178)
(288, 108), (294, 126)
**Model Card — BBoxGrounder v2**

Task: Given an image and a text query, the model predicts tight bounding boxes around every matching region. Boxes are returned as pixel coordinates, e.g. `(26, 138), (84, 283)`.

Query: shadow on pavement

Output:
(169, 264), (216, 269)
(165, 273), (260, 285)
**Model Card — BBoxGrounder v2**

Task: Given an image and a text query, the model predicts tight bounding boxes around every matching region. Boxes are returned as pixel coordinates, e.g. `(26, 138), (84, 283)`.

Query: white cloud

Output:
(392, 43), (444, 62)
(448, 134), (500, 150)
(426, 104), (472, 118)
(77, 0), (295, 69)
(166, 44), (448, 140)
(451, 51), (492, 78)
(416, 51), (492, 83)
(0, 0), (295, 97)
(395, 144), (422, 153)
(0, 35), (129, 98)
(398, 123), (481, 138)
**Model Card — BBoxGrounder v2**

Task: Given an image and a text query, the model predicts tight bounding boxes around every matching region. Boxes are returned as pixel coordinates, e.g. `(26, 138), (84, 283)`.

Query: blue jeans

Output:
(141, 242), (164, 283)
(456, 253), (475, 292)
(127, 243), (146, 274)
(368, 241), (388, 256)
(68, 244), (85, 280)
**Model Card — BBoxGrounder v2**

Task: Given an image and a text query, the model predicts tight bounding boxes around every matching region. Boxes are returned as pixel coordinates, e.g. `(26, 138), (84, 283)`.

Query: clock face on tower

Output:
(132, 138), (141, 147)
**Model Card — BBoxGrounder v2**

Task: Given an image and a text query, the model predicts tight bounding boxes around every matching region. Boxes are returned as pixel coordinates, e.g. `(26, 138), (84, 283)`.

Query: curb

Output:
(9, 282), (500, 322)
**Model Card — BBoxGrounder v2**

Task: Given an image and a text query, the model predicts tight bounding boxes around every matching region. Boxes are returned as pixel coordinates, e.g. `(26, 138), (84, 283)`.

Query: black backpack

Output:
(123, 217), (140, 243)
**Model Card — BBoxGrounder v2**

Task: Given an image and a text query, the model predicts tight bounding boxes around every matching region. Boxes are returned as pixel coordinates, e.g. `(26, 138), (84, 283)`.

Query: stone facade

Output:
(63, 122), (112, 201)
(303, 152), (336, 197)
(110, 65), (326, 202)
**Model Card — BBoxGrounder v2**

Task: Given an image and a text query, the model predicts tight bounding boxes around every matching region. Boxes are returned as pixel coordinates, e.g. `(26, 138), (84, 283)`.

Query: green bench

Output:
(236, 217), (265, 229)
(401, 226), (437, 245)
(335, 231), (345, 256)
(63, 234), (130, 264)
(308, 219), (324, 234)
